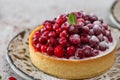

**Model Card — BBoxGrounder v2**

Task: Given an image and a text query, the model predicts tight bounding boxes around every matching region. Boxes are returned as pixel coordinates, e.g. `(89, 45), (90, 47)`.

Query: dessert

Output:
(29, 11), (117, 79)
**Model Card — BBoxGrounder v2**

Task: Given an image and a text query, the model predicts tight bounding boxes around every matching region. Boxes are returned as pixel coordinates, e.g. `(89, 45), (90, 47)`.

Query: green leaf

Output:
(68, 13), (77, 25)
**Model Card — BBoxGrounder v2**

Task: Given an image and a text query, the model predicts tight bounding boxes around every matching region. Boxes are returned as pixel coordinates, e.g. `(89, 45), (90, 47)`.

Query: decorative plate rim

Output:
(109, 0), (120, 28)
(6, 29), (34, 80)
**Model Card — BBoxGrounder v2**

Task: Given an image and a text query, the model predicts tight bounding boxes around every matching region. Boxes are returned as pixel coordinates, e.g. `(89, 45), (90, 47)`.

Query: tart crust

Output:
(29, 25), (117, 79)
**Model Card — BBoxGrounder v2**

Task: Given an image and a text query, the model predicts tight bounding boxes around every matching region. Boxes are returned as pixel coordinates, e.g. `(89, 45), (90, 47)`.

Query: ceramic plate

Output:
(6, 28), (120, 80)
(110, 0), (120, 29)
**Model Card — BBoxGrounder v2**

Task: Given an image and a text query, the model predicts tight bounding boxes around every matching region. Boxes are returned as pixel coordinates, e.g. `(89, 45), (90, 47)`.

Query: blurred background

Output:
(0, 0), (118, 80)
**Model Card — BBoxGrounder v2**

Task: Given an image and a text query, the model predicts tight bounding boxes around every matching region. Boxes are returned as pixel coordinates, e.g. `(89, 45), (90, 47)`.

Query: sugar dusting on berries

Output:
(32, 11), (114, 59)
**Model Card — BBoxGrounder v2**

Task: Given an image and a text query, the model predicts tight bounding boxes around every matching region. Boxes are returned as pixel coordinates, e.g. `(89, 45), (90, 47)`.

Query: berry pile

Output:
(32, 11), (113, 59)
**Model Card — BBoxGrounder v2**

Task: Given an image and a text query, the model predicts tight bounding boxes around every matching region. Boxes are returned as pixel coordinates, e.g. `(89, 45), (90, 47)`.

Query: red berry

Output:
(82, 26), (89, 33)
(47, 46), (54, 55)
(89, 35), (99, 47)
(47, 37), (57, 46)
(54, 46), (64, 58)
(69, 26), (79, 34)
(77, 18), (84, 23)
(105, 30), (113, 42)
(41, 27), (46, 33)
(97, 34), (104, 41)
(35, 43), (41, 51)
(42, 31), (49, 36)
(77, 49), (84, 59)
(89, 14), (98, 23)
(61, 22), (70, 30)
(86, 24), (93, 29)
(56, 15), (67, 26)
(89, 29), (94, 35)
(67, 46), (76, 56)
(81, 34), (89, 44)
(69, 34), (80, 45)
(53, 23), (60, 30)
(55, 28), (62, 34)
(41, 45), (47, 52)
(44, 22), (53, 31)
(48, 31), (56, 38)
(102, 23), (108, 30)
(58, 37), (67, 47)
(83, 46), (92, 57)
(34, 31), (41, 38)
(99, 41), (108, 51)
(8, 77), (17, 80)
(93, 24), (102, 35)
(92, 49), (99, 56)
(39, 36), (47, 44)
(60, 30), (68, 38)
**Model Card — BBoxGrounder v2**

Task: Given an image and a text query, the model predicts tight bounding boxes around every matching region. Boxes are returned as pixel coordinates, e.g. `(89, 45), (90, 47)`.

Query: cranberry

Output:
(60, 30), (68, 38)
(89, 13), (98, 23)
(77, 18), (85, 24)
(77, 49), (84, 59)
(69, 26), (79, 34)
(105, 30), (113, 42)
(61, 22), (70, 30)
(47, 37), (57, 46)
(89, 29), (94, 35)
(41, 45), (47, 52)
(48, 31), (56, 38)
(82, 26), (89, 33)
(47, 46), (54, 55)
(42, 31), (49, 36)
(34, 31), (41, 38)
(8, 77), (17, 80)
(53, 23), (60, 30)
(54, 46), (64, 58)
(41, 27), (46, 33)
(74, 12), (80, 18)
(86, 24), (93, 29)
(33, 38), (39, 45)
(97, 34), (104, 41)
(93, 21), (101, 25)
(69, 34), (80, 45)
(59, 37), (67, 47)
(102, 23), (108, 30)
(89, 36), (99, 47)
(39, 36), (47, 44)
(44, 22), (53, 31)
(55, 28), (62, 34)
(56, 15), (67, 26)
(81, 34), (89, 44)
(93, 24), (102, 35)
(83, 46), (92, 57)
(67, 46), (76, 56)
(99, 41), (108, 51)
(85, 20), (91, 25)
(92, 49), (99, 56)
(35, 43), (41, 51)
(77, 22), (84, 28)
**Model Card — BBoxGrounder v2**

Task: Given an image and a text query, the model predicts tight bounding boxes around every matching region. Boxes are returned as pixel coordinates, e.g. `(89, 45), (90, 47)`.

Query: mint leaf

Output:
(68, 13), (77, 25)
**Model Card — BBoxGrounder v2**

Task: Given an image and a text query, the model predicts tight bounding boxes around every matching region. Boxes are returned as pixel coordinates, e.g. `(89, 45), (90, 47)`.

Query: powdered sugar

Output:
(90, 35), (99, 42)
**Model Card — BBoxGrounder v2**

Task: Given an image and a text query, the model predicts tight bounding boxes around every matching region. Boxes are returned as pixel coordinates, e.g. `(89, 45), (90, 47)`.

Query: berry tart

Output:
(29, 11), (117, 79)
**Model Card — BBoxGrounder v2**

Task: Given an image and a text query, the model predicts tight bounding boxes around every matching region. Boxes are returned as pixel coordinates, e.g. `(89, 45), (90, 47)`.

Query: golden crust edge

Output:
(29, 26), (117, 79)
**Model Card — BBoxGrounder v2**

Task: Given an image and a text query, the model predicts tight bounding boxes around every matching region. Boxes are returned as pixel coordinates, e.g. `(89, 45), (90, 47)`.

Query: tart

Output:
(29, 11), (117, 79)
